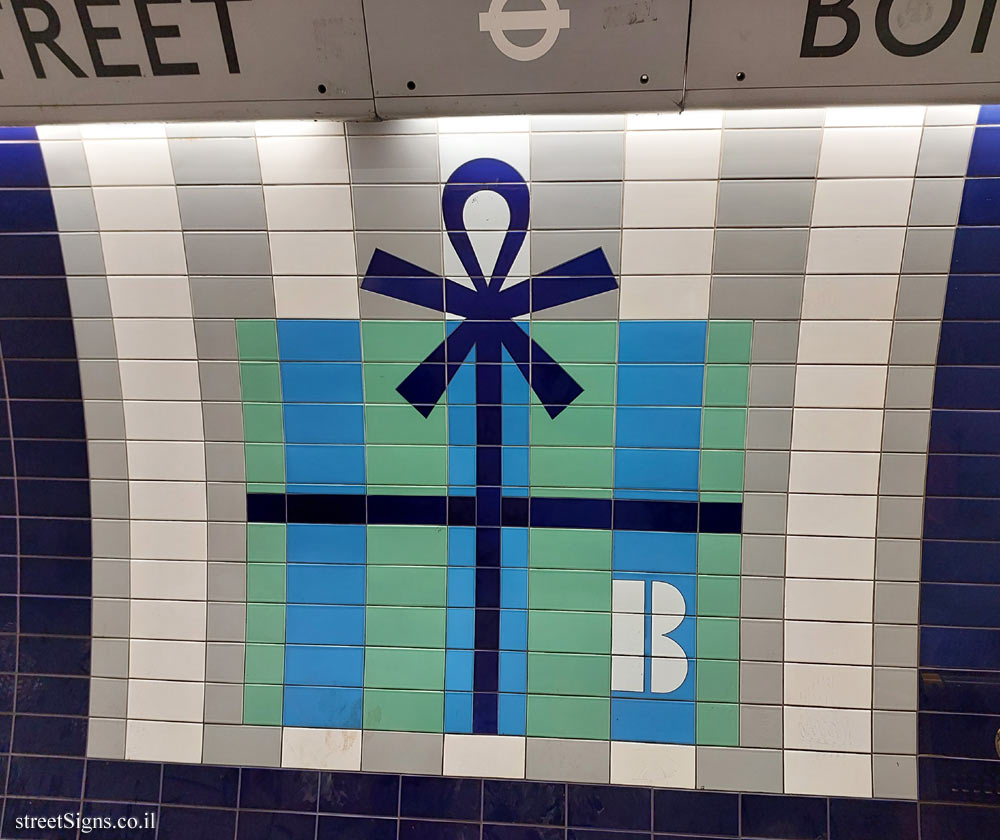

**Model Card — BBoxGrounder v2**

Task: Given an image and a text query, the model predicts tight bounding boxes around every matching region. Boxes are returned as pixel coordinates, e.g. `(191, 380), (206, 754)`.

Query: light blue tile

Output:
(284, 404), (365, 444)
(619, 321), (707, 363)
(611, 698), (695, 744)
(617, 365), (705, 406)
(616, 407), (702, 448)
(287, 524), (366, 563)
(283, 686), (362, 728)
(498, 692), (527, 736)
(286, 565), (366, 605)
(286, 444), (366, 485)
(613, 532), (697, 574)
(615, 449), (700, 492)
(286, 605), (365, 645)
(444, 691), (473, 733)
(281, 364), (364, 403)
(447, 567), (475, 607)
(284, 645), (364, 686)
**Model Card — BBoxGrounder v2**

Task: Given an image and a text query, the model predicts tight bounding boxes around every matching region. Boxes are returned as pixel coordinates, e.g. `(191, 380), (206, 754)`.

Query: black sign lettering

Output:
(973, 0), (997, 52)
(75, 0), (140, 76)
(191, 0), (249, 73)
(875, 0), (965, 56)
(11, 0), (87, 78)
(134, 0), (198, 76)
(801, 0), (861, 58)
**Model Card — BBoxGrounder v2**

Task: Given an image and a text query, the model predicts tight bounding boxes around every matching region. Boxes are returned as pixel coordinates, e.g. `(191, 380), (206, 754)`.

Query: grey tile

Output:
(741, 577), (784, 619)
(87, 718), (126, 760)
(202, 401), (245, 439)
(347, 135), (440, 183)
(908, 179), (964, 226)
(885, 366), (935, 409)
(740, 705), (782, 749)
(347, 118), (438, 135)
(716, 180), (814, 228)
(533, 289), (619, 320)
(751, 321), (800, 363)
(209, 522), (247, 562)
(360, 284), (446, 320)
(875, 582), (920, 625)
(744, 450), (790, 493)
(167, 122), (255, 138)
(740, 661), (783, 705)
(356, 232), (443, 276)
(201, 367), (242, 407)
(209, 562), (247, 602)
(60, 233), (106, 275)
(168, 137), (262, 185)
(362, 731), (442, 774)
(206, 443), (246, 482)
(84, 400), (126, 439)
(40, 141), (91, 186)
(68, 277), (112, 317)
(74, 319), (117, 359)
(746, 409), (792, 450)
(895, 275), (948, 320)
(525, 738), (609, 783)
(749, 366), (796, 407)
(720, 129), (822, 178)
(207, 602), (246, 642)
(872, 754), (917, 800)
(531, 231), (621, 275)
(873, 666), (918, 710)
(178, 186), (268, 231)
(90, 480), (129, 519)
(882, 410), (931, 453)
(89, 677), (127, 718)
(743, 493), (788, 535)
(530, 132), (624, 181)
(532, 115), (626, 131)
(713, 229), (808, 275)
(190, 277), (276, 318)
(916, 125), (975, 177)
(352, 185), (440, 231)
(879, 453), (927, 496)
(725, 109), (826, 128)
(88, 442), (128, 480)
(51, 188), (98, 231)
(91, 638), (129, 678)
(890, 322), (941, 366)
(877, 496), (924, 539)
(741, 535), (786, 577)
(184, 233), (271, 276)
(92, 558), (130, 598)
(204, 683), (244, 724)
(696, 747), (782, 793)
(206, 641), (245, 683)
(92, 518), (129, 558)
(195, 320), (239, 360)
(79, 361), (122, 399)
(874, 624), (919, 667)
(901, 228), (955, 274)
(530, 183), (623, 230)
(208, 482), (247, 522)
(876, 539), (921, 582)
(740, 619), (783, 661)
(709, 276), (804, 320)
(202, 724), (281, 767)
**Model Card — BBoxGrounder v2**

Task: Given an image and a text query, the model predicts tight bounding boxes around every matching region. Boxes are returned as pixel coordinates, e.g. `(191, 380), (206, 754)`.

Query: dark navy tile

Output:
(159, 806), (237, 840)
(162, 763), (240, 808)
(20, 517), (90, 558)
(0, 190), (56, 232)
(969, 128), (1000, 177)
(934, 367), (1000, 410)
(484, 779), (565, 826)
(319, 770), (399, 816)
(568, 784), (650, 831)
(921, 626), (1000, 669)
(922, 582), (1000, 627)
(85, 758), (162, 802)
(21, 557), (91, 597)
(12, 713), (86, 756)
(0, 479), (15, 515)
(959, 180), (1000, 226)
(1, 797), (81, 839)
(7, 755), (83, 798)
(18, 635), (90, 677)
(920, 668), (1000, 712)
(318, 815), (398, 840)
(741, 794), (827, 840)
(400, 775), (481, 820)
(240, 767), (318, 812)
(80, 802), (159, 840)
(0, 319), (76, 359)
(938, 322), (1000, 367)
(15, 439), (91, 478)
(0, 633), (15, 672)
(925, 499), (1000, 541)
(0, 711), (11, 750)
(238, 810), (317, 840)
(21, 596), (90, 635)
(920, 712), (1000, 760)
(0, 278), (72, 317)
(0, 127), (40, 140)
(927, 454), (1000, 498)
(399, 821), (481, 840)
(0, 142), (51, 187)
(0, 671), (13, 710)
(0, 593), (15, 633)
(567, 831), (648, 840)
(922, 541), (1000, 584)
(828, 798), (916, 840)
(921, 802), (1000, 838)
(920, 756), (1000, 804)
(16, 675), (89, 716)
(0, 234), (64, 276)
(485, 826), (565, 840)
(0, 554), (16, 592)
(12, 401), (87, 440)
(653, 789), (738, 836)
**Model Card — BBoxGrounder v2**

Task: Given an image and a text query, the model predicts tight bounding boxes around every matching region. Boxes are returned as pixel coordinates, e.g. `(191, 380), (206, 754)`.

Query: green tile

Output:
(247, 524), (286, 563)
(530, 529), (612, 570)
(696, 618), (740, 660)
(236, 320), (279, 361)
(243, 403), (284, 442)
(529, 569), (610, 612)
(362, 321), (445, 363)
(698, 533), (741, 575)
(700, 492), (742, 503)
(365, 606), (446, 648)
(530, 405), (614, 447)
(554, 364), (616, 405)
(368, 484), (448, 497)
(531, 321), (617, 363)
(366, 445), (447, 486)
(526, 694), (610, 739)
(367, 525), (447, 565)
(531, 486), (612, 499)
(697, 576), (740, 618)
(705, 365), (750, 407)
(240, 362), (282, 402)
(365, 647), (445, 691)
(527, 652), (610, 696)
(247, 482), (285, 494)
(367, 565), (446, 608)
(246, 603), (285, 643)
(697, 659), (740, 703)
(244, 643), (283, 684)
(701, 408), (747, 450)
(363, 688), (443, 732)
(366, 404), (446, 445)
(245, 444), (285, 484)
(529, 610), (611, 655)
(530, 447), (613, 490)
(243, 684), (282, 726)
(247, 563), (285, 603)
(707, 321), (753, 364)
(696, 702), (739, 746)
(700, 450), (746, 492)
(364, 363), (427, 404)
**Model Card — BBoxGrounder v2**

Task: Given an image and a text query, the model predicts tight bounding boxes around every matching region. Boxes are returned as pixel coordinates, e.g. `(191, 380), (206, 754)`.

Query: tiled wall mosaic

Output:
(2, 105), (1000, 838)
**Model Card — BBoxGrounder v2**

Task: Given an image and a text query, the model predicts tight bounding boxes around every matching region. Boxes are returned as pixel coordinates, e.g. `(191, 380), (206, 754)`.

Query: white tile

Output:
(622, 181), (718, 228)
(628, 111), (723, 130)
(440, 133), (529, 181)
(784, 750), (873, 797)
(618, 276), (710, 320)
(264, 185), (354, 230)
(784, 663), (873, 709)
(129, 481), (207, 520)
(129, 639), (206, 680)
(652, 580), (686, 616)
(785, 620), (873, 665)
(801, 275), (899, 320)
(124, 401), (205, 441)
(785, 536), (875, 580)
(81, 123), (168, 139)
(118, 361), (201, 400)
(439, 115), (530, 133)
(444, 734), (526, 778)
(125, 720), (202, 763)
(621, 229), (715, 274)
(784, 708), (871, 753)
(787, 494), (878, 538)
(818, 127), (923, 178)
(131, 521), (207, 561)
(794, 366), (887, 409)
(126, 441), (206, 481)
(275, 276), (361, 319)
(824, 106), (925, 127)
(791, 409), (885, 451)
(131, 559), (207, 601)
(255, 120), (344, 136)
(128, 680), (204, 722)
(114, 320), (197, 360)
(257, 135), (349, 184)
(811, 179), (913, 227)
(923, 105), (979, 125)
(789, 452), (881, 495)
(806, 228), (906, 274)
(130, 600), (207, 641)
(610, 742), (695, 788)
(785, 579), (874, 622)
(625, 130), (722, 180)
(447, 229), (528, 280)
(93, 186), (181, 231)
(797, 321), (892, 364)
(269, 232), (357, 275)
(611, 655), (644, 692)
(612, 613), (644, 655)
(84, 139), (175, 185)
(612, 578), (644, 613)
(650, 653), (688, 694)
(281, 728), (362, 770)
(108, 277), (193, 317)
(36, 125), (83, 140)
(101, 232), (188, 275)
